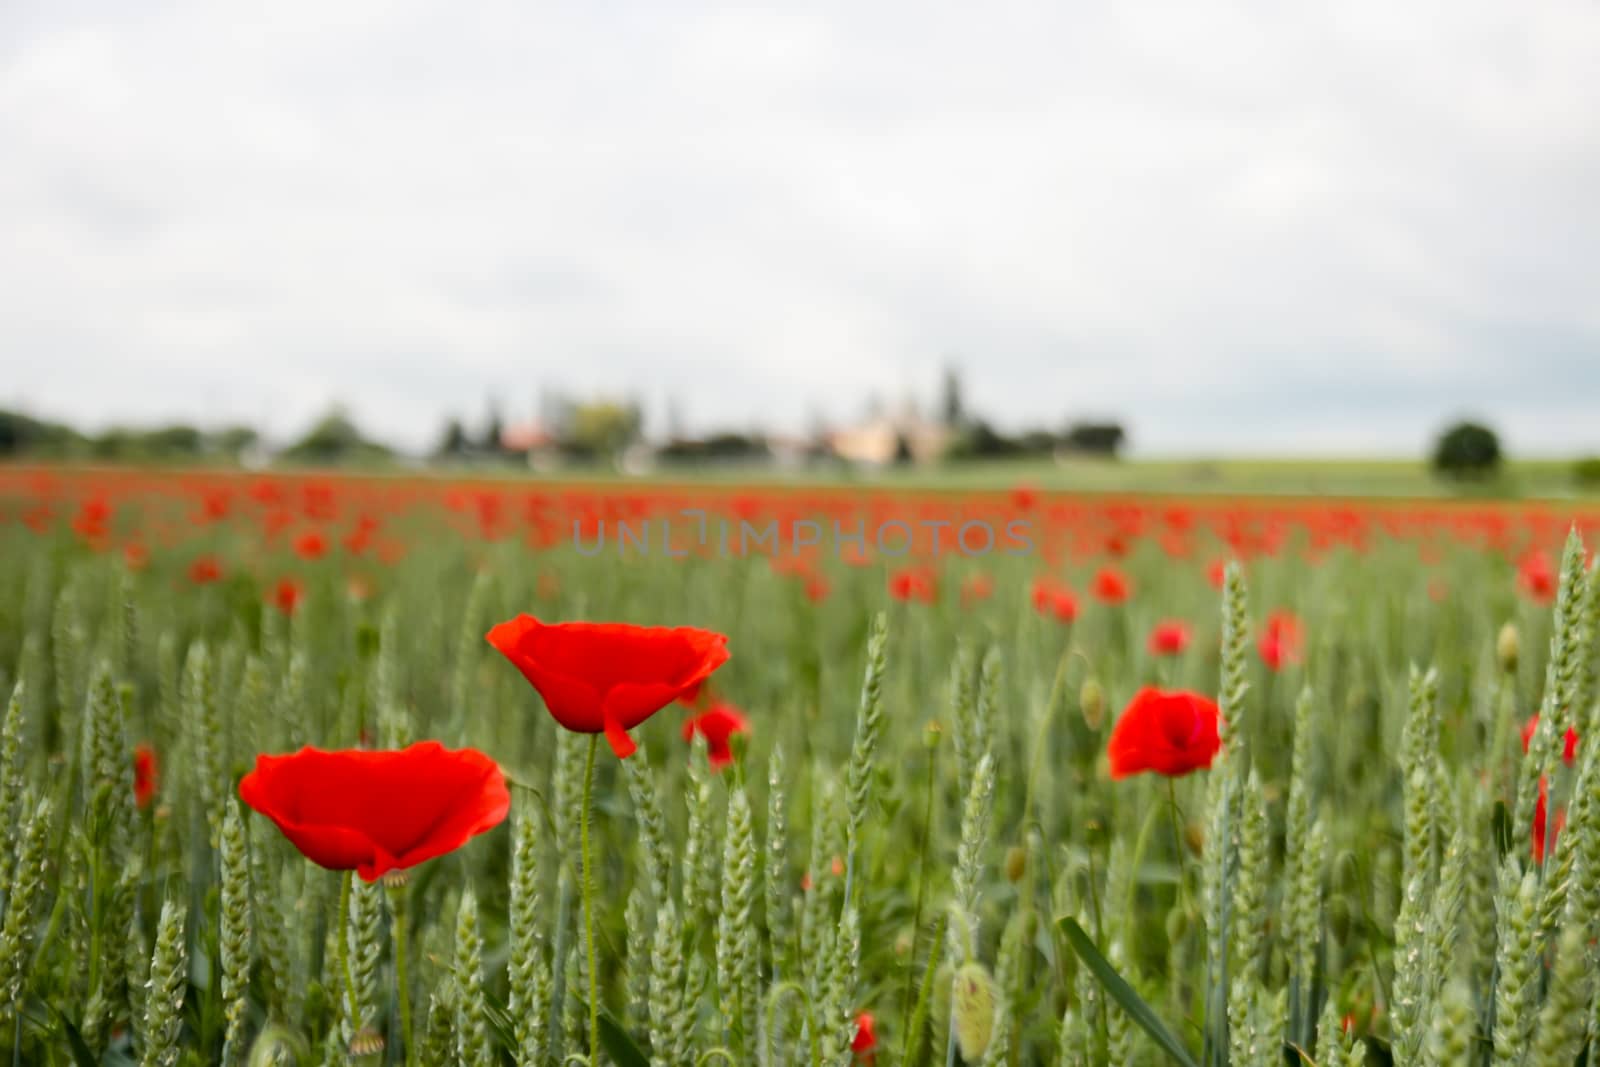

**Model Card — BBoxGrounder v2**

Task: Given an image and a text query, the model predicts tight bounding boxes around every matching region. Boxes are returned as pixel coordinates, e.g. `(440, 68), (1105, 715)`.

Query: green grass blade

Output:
(1059, 917), (1198, 1067)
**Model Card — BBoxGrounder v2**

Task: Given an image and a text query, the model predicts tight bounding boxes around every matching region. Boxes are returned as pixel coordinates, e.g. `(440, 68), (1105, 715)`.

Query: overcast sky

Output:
(2, 2), (1598, 456)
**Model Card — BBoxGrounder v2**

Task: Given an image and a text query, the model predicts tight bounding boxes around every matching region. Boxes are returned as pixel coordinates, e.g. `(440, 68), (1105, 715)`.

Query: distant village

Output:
(0, 368), (1127, 470)
(438, 368), (1126, 473)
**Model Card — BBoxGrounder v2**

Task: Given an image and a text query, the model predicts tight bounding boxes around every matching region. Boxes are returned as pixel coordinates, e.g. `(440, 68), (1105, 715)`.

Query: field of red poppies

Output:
(2, 465), (1599, 1066)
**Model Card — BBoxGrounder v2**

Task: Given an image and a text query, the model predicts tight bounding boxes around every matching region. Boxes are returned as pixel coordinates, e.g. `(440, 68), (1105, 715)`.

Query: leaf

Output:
(1059, 916), (1199, 1067)
(51, 1006), (99, 1067)
(598, 1009), (651, 1067)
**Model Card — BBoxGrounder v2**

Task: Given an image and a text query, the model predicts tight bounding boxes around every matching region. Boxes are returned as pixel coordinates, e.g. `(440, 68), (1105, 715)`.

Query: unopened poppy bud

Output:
(1004, 845), (1027, 884)
(1080, 677), (1106, 731)
(894, 930), (914, 957)
(1184, 820), (1205, 858)
(1497, 622), (1519, 674)
(248, 1023), (310, 1067)
(925, 720), (944, 749)
(953, 962), (996, 1061)
(1165, 904), (1189, 943)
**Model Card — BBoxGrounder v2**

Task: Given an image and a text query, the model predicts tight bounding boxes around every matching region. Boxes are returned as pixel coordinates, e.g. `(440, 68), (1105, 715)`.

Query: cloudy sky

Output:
(3, 2), (1598, 456)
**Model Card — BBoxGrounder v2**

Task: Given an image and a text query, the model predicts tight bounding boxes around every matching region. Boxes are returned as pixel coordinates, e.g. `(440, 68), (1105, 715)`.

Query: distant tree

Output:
(1432, 421), (1501, 479)
(212, 426), (259, 459)
(478, 400), (504, 456)
(893, 432), (915, 465)
(144, 425), (204, 457)
(566, 401), (642, 461)
(281, 408), (391, 465)
(434, 418), (470, 459)
(1575, 456), (1600, 487)
(940, 364), (966, 427)
(1063, 422), (1126, 457)
(0, 410), (82, 456)
(946, 419), (1023, 461)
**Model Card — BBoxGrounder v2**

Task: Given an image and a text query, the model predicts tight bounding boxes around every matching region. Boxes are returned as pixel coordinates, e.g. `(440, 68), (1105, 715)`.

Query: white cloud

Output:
(1, 0), (1597, 456)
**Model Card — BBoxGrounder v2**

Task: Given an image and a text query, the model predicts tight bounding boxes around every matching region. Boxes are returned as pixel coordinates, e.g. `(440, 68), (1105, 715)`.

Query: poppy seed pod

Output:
(1080, 677), (1106, 731)
(1497, 622), (1519, 674)
(953, 962), (996, 1061)
(1004, 844), (1027, 884)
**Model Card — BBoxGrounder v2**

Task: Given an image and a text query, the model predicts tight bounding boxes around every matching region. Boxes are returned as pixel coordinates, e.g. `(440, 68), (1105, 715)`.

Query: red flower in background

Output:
(682, 703), (750, 770)
(960, 572), (994, 605)
(486, 616), (730, 758)
(1533, 777), (1566, 863)
(1148, 619), (1192, 657)
(1207, 559), (1229, 589)
(888, 567), (937, 604)
(189, 556), (222, 585)
(851, 1010), (878, 1063)
(1258, 611), (1303, 671)
(1107, 688), (1222, 780)
(1031, 577), (1078, 623)
(1518, 550), (1556, 603)
(1521, 714), (1579, 766)
(133, 743), (158, 809)
(239, 741), (509, 882)
(1092, 566), (1131, 604)
(272, 578), (303, 616)
(294, 530), (328, 560)
(123, 543), (149, 571)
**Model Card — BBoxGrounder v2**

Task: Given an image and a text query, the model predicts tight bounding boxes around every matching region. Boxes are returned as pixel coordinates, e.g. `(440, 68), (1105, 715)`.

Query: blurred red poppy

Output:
(1031, 577), (1078, 623)
(1258, 611), (1303, 671)
(272, 578), (303, 616)
(133, 743), (158, 809)
(960, 573), (994, 605)
(294, 530), (328, 560)
(682, 702), (750, 770)
(1148, 620), (1192, 657)
(1518, 550), (1556, 603)
(1521, 714), (1579, 766)
(1533, 777), (1566, 863)
(888, 567), (937, 604)
(1092, 566), (1131, 604)
(1107, 687), (1222, 780)
(852, 1010), (877, 1062)
(239, 741), (509, 882)
(486, 616), (730, 758)
(189, 556), (222, 585)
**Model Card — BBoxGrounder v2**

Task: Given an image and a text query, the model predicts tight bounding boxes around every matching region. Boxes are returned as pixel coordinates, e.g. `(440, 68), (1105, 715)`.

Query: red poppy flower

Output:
(851, 1010), (877, 1062)
(1031, 577), (1078, 623)
(133, 743), (158, 809)
(1206, 559), (1228, 589)
(239, 741), (510, 882)
(960, 573), (994, 605)
(189, 556), (223, 585)
(1521, 714), (1579, 766)
(272, 578), (303, 616)
(294, 530), (328, 560)
(682, 703), (750, 771)
(1107, 687), (1222, 780)
(485, 616), (730, 759)
(1147, 619), (1192, 657)
(1258, 611), (1303, 671)
(1518, 550), (1556, 603)
(888, 567), (937, 604)
(804, 573), (831, 603)
(123, 543), (149, 571)
(1533, 776), (1567, 863)
(1092, 566), (1131, 604)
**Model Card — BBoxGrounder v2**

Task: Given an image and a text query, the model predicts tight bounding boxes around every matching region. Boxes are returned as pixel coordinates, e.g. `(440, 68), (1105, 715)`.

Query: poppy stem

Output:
(1166, 778), (1190, 915)
(337, 871), (361, 1047)
(387, 881), (414, 1065)
(580, 731), (601, 1060)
